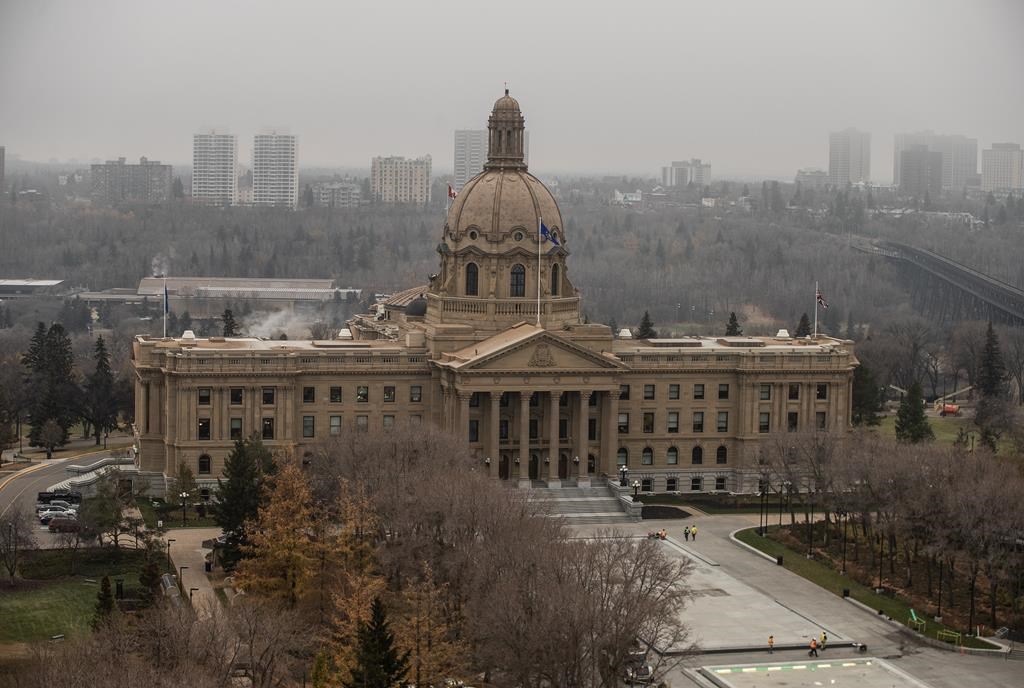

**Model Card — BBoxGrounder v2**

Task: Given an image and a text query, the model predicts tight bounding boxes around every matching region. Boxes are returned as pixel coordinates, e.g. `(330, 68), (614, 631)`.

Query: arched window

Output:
(510, 264), (526, 297)
(667, 447), (678, 465)
(551, 263), (560, 296)
(642, 447), (653, 465)
(617, 448), (628, 466)
(691, 446), (703, 465)
(198, 454), (211, 475)
(465, 262), (479, 296)
(716, 445), (728, 464)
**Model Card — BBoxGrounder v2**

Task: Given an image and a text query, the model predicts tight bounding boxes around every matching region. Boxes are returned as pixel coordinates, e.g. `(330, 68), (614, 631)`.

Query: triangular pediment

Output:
(442, 327), (624, 372)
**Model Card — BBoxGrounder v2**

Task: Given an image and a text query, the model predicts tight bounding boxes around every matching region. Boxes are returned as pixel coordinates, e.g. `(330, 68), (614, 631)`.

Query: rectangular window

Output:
(262, 387), (275, 405)
(759, 384), (771, 401)
(330, 415), (341, 435)
(501, 392), (511, 407)
(618, 412), (629, 434)
(641, 478), (652, 491)
(559, 393), (568, 407)
(816, 411), (827, 430)
(717, 411), (729, 433)
(197, 418), (211, 440)
(262, 417), (274, 440)
(384, 386), (396, 403)
(693, 384), (705, 400)
(642, 450), (653, 465)
(669, 384), (680, 400)
(643, 384), (655, 400)
(230, 418), (242, 440)
(788, 383), (800, 401)
(469, 392), (480, 407)
(529, 418), (538, 439)
(330, 386), (343, 403)
(383, 415), (395, 430)
(302, 415), (315, 438)
(468, 419), (480, 442)
(559, 418), (568, 439)
(230, 387), (243, 405)
(589, 393), (598, 407)
(302, 386), (315, 404)
(619, 384), (630, 401)
(642, 412), (655, 433)
(500, 419), (509, 440)
(411, 414), (422, 424)
(356, 386), (369, 403)
(715, 476), (727, 491)
(692, 412), (704, 433)
(530, 392), (539, 407)
(816, 383), (828, 400)
(759, 412), (771, 433)
(588, 417), (597, 441)
(691, 476), (702, 492)
(356, 415), (368, 432)
(787, 411), (799, 432)
(667, 477), (678, 492)
(718, 384), (729, 400)
(667, 412), (679, 433)
(198, 388), (211, 405)
(410, 385), (422, 403)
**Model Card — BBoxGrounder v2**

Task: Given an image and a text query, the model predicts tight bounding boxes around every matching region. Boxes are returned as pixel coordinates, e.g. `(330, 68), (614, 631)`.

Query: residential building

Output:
(795, 168), (829, 191)
(661, 159), (712, 188)
(893, 132), (977, 193)
(252, 130), (299, 208)
(828, 128), (871, 186)
(314, 181), (362, 208)
(90, 157), (173, 204)
(370, 154), (432, 204)
(133, 91), (856, 497)
(192, 129), (237, 205)
(899, 145), (943, 198)
(981, 143), (1023, 192)
(455, 129), (529, 191)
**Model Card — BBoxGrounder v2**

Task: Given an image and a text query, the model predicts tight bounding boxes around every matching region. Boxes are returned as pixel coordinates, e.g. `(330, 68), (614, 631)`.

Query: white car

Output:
(37, 504), (77, 516)
(39, 510), (76, 524)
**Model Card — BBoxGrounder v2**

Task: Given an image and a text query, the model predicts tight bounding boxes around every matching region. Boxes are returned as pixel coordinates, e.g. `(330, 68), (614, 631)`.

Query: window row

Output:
(758, 411), (828, 433)
(616, 411), (729, 434)
(198, 384), (424, 406)
(196, 413), (422, 441)
(463, 262), (561, 298)
(615, 382), (830, 402)
(636, 475), (728, 492)
(616, 445), (728, 466)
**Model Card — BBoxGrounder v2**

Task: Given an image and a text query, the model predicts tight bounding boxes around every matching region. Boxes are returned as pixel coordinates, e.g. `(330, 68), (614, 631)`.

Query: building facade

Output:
(252, 130), (299, 208)
(894, 132), (977, 193)
(192, 129), (238, 206)
(90, 157), (173, 204)
(981, 143), (1023, 193)
(661, 159), (711, 188)
(455, 129), (529, 191)
(134, 92), (856, 495)
(795, 168), (829, 191)
(314, 181), (362, 208)
(898, 145), (943, 198)
(370, 154), (432, 204)
(828, 128), (871, 186)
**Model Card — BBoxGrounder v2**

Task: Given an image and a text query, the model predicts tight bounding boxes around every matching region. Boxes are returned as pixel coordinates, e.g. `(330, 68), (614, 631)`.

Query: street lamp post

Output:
(166, 538), (175, 572)
(619, 465), (628, 487)
(632, 480), (640, 500)
(189, 587), (199, 604)
(179, 565), (189, 594)
(839, 510), (848, 575)
(180, 491), (189, 527)
(876, 533), (884, 591)
(779, 480), (790, 526)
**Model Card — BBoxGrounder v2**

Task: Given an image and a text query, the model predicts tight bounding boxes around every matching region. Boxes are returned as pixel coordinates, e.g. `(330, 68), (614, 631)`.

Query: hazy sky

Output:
(2, 0), (1022, 181)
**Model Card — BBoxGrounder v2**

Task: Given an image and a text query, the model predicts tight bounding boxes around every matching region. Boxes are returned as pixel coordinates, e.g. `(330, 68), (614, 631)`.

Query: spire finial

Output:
(504, 81), (508, 96)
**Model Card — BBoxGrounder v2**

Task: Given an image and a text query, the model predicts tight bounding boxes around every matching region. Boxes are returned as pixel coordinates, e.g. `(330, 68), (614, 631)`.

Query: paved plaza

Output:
(697, 657), (934, 688)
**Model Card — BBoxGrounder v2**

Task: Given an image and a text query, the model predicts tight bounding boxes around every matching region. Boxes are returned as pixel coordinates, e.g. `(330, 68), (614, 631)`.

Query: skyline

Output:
(2, 0), (1023, 181)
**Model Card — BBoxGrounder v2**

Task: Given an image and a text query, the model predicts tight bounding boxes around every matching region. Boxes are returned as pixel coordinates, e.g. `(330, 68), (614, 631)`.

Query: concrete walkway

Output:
(166, 527), (222, 617)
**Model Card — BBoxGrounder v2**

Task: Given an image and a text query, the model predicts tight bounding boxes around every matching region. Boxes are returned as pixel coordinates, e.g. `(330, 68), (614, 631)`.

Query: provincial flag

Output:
(816, 287), (829, 310)
(163, 284), (170, 315)
(540, 221), (560, 246)
(447, 183), (457, 200)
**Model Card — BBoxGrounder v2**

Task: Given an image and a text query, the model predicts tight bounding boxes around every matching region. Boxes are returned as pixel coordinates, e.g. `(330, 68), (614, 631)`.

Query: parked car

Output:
(48, 517), (81, 533)
(623, 665), (654, 685)
(37, 504), (76, 516)
(39, 510), (75, 524)
(37, 490), (82, 505)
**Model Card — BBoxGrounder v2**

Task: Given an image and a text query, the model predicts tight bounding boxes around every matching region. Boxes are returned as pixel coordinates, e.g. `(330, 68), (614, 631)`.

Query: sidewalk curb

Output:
(728, 527), (779, 564)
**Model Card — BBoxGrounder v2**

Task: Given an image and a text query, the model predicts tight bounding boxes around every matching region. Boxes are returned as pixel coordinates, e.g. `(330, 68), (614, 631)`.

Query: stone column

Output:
(547, 390), (562, 487)
(518, 391), (532, 489)
(141, 381), (150, 433)
(488, 391), (501, 479)
(457, 391), (472, 446)
(601, 390), (620, 478)
(576, 391), (592, 487)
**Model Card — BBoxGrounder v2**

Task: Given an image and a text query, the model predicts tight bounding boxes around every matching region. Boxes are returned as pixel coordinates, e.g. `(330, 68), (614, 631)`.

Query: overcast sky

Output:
(2, 0), (1022, 181)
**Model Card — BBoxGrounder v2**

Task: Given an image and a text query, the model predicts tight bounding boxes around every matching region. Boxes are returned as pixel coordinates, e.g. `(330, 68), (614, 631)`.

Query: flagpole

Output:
(536, 217), (542, 326)
(163, 275), (168, 338)
(813, 281), (818, 338)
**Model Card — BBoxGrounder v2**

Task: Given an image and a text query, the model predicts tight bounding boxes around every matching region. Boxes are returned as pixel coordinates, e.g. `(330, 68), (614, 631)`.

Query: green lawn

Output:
(735, 527), (998, 650)
(1, 549), (149, 643)
(136, 497), (217, 529)
(875, 414), (972, 445)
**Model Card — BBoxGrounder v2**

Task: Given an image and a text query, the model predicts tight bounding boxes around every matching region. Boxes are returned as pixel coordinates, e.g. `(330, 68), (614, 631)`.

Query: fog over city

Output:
(2, 0), (1023, 179)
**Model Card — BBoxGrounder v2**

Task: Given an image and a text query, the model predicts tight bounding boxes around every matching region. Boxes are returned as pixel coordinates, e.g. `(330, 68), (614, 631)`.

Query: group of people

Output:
(645, 525), (698, 541)
(766, 631), (828, 655)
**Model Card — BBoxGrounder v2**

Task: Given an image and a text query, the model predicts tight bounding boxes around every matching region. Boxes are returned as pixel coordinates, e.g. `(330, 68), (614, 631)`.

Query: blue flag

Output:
(540, 221), (560, 246)
(163, 285), (170, 315)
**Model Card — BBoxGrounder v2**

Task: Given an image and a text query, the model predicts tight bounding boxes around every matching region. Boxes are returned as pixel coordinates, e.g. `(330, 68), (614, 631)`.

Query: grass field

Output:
(136, 497), (217, 529)
(874, 414), (973, 445)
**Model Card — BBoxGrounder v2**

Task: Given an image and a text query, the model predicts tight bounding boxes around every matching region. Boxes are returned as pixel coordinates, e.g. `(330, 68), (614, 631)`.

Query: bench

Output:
(937, 629), (961, 645)
(908, 609), (926, 633)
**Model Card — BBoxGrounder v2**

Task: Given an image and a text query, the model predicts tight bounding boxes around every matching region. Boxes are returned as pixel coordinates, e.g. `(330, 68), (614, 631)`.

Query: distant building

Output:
(192, 129), (238, 205)
(828, 128), (871, 186)
(137, 276), (360, 319)
(981, 143), (1023, 192)
(454, 129), (528, 190)
(252, 130), (298, 208)
(314, 181), (362, 208)
(893, 132), (977, 193)
(370, 155), (432, 204)
(612, 189), (642, 206)
(90, 157), (172, 204)
(795, 168), (829, 191)
(899, 145), (943, 198)
(661, 159), (711, 188)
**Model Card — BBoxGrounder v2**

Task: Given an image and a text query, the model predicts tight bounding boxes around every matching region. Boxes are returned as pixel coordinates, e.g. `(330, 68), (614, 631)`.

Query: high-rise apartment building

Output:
(454, 129), (529, 190)
(661, 159), (712, 188)
(192, 129), (237, 206)
(828, 128), (871, 186)
(370, 155), (432, 204)
(90, 157), (173, 204)
(252, 130), (298, 208)
(893, 132), (977, 193)
(314, 181), (362, 208)
(795, 168), (829, 191)
(981, 143), (1023, 193)
(898, 145), (943, 198)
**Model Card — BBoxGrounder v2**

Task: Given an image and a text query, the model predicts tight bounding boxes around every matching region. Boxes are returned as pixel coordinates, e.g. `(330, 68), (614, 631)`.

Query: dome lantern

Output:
(485, 88), (527, 171)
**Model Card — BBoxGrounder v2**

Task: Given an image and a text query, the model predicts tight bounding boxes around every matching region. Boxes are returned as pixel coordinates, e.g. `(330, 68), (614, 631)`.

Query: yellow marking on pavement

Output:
(767, 667), (782, 671)
(792, 665), (807, 670)
(714, 669), (732, 674)
(0, 462), (51, 492)
(842, 662), (856, 667)
(741, 667), (757, 673)
(818, 663), (831, 668)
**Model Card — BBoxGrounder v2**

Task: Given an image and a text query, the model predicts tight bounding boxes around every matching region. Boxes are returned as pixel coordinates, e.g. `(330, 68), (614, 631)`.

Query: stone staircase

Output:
(528, 484), (636, 525)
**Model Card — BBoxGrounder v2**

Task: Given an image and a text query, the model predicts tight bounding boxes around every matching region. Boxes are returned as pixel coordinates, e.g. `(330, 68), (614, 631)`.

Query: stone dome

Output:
(492, 90), (521, 112)
(445, 168), (564, 244)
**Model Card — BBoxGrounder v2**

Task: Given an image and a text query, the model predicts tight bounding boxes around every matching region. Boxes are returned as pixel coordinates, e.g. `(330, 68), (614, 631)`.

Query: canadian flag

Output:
(447, 183), (458, 200)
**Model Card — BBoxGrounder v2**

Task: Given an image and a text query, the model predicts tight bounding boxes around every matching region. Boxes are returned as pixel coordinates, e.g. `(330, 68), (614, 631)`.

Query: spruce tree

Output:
(851, 365), (881, 426)
(138, 560), (161, 607)
(345, 597), (409, 688)
(894, 381), (933, 443)
(725, 312), (742, 336)
(83, 336), (118, 445)
(635, 310), (656, 339)
(975, 321), (1008, 451)
(26, 324), (76, 448)
(93, 575), (116, 627)
(794, 313), (811, 338)
(222, 309), (240, 337)
(214, 436), (275, 569)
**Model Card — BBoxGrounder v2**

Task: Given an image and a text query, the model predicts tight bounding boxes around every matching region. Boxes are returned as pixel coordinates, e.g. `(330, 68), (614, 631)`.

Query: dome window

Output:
(514, 231), (524, 241)
(465, 263), (479, 296)
(468, 230), (478, 240)
(510, 264), (526, 297)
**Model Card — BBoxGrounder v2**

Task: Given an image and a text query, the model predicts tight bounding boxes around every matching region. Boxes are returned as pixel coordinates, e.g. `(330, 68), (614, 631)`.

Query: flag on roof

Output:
(447, 183), (457, 200)
(540, 221), (560, 246)
(816, 287), (829, 310)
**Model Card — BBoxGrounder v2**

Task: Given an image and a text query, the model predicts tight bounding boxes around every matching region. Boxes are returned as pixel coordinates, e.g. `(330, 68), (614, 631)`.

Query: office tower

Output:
(252, 130), (299, 208)
(192, 129), (237, 205)
(795, 168), (829, 191)
(893, 132), (977, 192)
(828, 128), (871, 186)
(899, 145), (943, 198)
(661, 159), (712, 188)
(90, 157), (173, 204)
(370, 155), (432, 204)
(981, 143), (1023, 192)
(454, 130), (487, 191)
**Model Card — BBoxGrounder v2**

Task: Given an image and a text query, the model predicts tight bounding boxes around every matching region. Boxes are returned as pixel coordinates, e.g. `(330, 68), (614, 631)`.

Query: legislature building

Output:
(132, 91), (857, 495)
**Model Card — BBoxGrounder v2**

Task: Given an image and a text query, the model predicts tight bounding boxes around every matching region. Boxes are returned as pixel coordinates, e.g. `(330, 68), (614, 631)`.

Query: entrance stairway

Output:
(528, 484), (634, 525)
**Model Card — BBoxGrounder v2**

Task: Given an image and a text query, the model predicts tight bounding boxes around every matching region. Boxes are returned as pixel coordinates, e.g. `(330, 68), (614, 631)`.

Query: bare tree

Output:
(0, 506), (38, 584)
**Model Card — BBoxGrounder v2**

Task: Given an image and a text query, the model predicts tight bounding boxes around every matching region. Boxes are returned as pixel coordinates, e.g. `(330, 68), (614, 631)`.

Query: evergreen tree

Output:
(608, 318), (618, 337)
(93, 575), (116, 627)
(213, 436), (275, 569)
(975, 321), (1009, 451)
(26, 324), (76, 449)
(179, 311), (193, 333)
(845, 311), (857, 341)
(851, 364), (881, 426)
(172, 177), (185, 199)
(222, 308), (240, 337)
(725, 311), (742, 336)
(304, 184), (315, 208)
(345, 597), (409, 688)
(82, 336), (118, 445)
(138, 560), (161, 607)
(635, 310), (656, 339)
(894, 381), (933, 443)
(794, 313), (811, 338)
